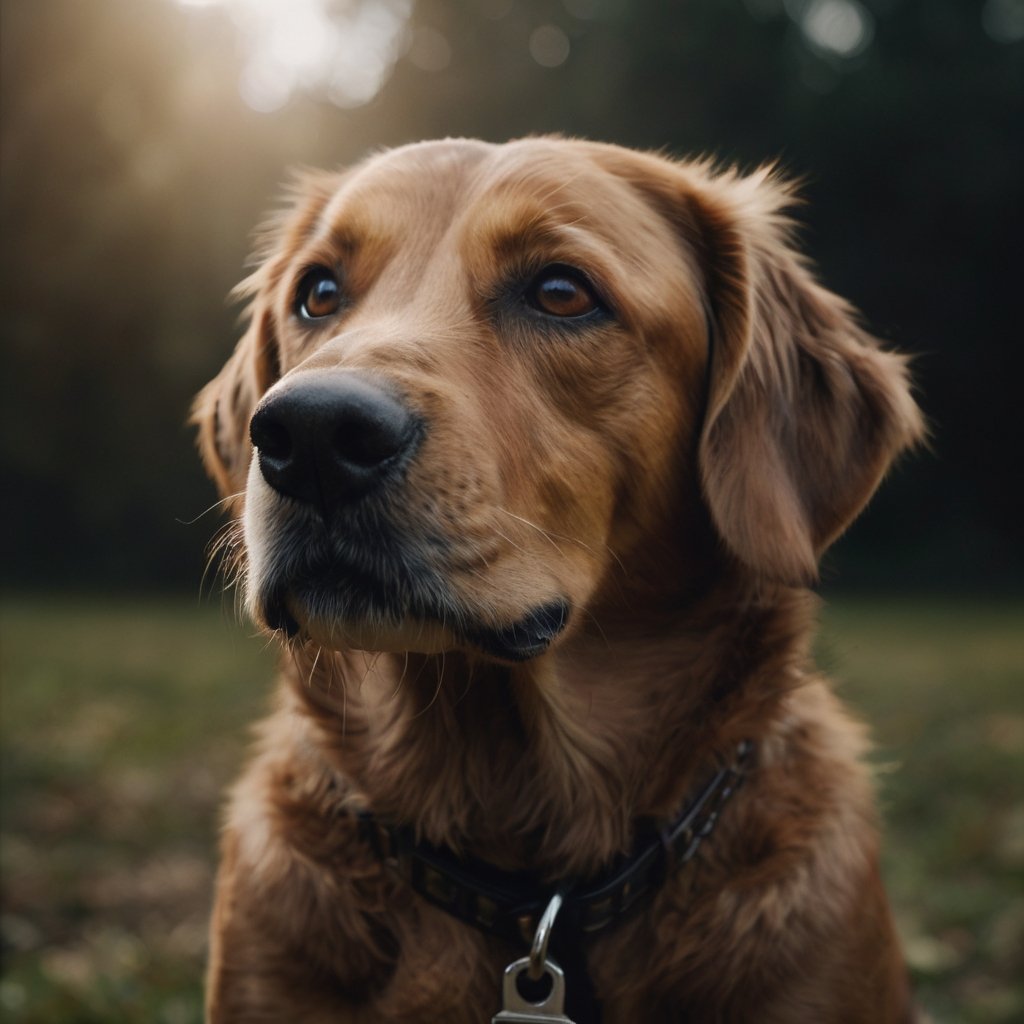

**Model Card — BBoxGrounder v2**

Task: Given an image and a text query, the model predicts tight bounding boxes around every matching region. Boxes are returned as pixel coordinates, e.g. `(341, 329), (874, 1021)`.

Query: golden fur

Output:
(193, 137), (924, 1022)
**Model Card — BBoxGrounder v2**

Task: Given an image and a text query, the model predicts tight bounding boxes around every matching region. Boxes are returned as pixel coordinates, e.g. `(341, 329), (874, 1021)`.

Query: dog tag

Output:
(491, 957), (575, 1023)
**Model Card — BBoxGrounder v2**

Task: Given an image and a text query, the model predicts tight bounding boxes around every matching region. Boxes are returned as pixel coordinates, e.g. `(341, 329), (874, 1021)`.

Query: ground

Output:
(1, 595), (1021, 1023)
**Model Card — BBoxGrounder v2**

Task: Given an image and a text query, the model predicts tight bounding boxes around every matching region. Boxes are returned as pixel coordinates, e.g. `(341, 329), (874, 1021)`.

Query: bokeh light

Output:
(529, 24), (571, 68)
(174, 0), (413, 111)
(798, 0), (873, 59)
(982, 0), (1024, 43)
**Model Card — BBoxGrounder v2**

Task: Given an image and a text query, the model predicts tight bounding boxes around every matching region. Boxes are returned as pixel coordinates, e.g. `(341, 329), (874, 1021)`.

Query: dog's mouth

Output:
(259, 563), (571, 662)
(464, 599), (570, 662)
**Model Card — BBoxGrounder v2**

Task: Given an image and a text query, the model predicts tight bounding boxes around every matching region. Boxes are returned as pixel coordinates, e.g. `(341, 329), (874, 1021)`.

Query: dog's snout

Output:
(250, 373), (418, 511)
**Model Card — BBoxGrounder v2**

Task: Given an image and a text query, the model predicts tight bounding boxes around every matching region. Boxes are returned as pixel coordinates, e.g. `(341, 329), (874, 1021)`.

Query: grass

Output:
(817, 600), (1024, 1022)
(0, 597), (275, 1024)
(1, 595), (1022, 1022)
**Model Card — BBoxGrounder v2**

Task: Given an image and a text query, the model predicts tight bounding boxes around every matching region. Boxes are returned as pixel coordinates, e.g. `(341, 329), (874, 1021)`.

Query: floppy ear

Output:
(191, 302), (280, 501)
(686, 167), (924, 584)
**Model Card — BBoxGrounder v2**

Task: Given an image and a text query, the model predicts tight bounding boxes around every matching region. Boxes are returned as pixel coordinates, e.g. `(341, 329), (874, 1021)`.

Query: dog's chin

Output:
(254, 589), (450, 653)
(260, 588), (571, 663)
(295, 607), (457, 655)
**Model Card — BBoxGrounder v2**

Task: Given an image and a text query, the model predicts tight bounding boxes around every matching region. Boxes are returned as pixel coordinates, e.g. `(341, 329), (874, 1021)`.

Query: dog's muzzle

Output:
(246, 369), (572, 660)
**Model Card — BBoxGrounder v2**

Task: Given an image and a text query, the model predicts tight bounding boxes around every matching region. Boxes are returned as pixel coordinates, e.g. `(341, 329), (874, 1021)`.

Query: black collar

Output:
(357, 740), (753, 948)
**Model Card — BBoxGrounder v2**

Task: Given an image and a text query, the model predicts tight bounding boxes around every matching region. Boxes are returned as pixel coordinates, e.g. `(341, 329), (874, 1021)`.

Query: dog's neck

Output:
(285, 576), (815, 877)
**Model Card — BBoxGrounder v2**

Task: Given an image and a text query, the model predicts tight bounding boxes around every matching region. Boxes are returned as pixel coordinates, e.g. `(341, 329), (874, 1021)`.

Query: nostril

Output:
(334, 415), (409, 468)
(250, 409), (292, 460)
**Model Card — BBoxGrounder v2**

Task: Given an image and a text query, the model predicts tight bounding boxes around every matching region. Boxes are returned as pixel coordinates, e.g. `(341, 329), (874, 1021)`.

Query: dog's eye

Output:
(296, 267), (341, 321)
(526, 266), (600, 319)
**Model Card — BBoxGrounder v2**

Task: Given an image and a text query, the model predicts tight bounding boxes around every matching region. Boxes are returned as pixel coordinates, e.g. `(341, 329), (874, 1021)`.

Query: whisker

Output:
(495, 506), (627, 577)
(202, 550), (249, 637)
(307, 645), (323, 688)
(575, 604), (611, 650)
(415, 653), (446, 718)
(389, 651), (410, 701)
(176, 491), (244, 526)
(489, 524), (531, 557)
(495, 507), (564, 555)
(357, 651), (382, 694)
(335, 653), (349, 739)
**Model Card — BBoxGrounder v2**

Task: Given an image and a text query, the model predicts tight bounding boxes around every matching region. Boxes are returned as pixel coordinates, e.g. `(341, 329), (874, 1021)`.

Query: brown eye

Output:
(296, 267), (341, 320)
(527, 266), (600, 318)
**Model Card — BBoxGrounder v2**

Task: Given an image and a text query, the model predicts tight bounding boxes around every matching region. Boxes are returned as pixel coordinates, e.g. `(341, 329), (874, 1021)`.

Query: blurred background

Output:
(1, 0), (1021, 1021)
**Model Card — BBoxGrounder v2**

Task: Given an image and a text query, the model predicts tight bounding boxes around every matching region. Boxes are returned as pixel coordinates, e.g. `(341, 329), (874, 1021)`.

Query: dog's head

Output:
(193, 138), (922, 661)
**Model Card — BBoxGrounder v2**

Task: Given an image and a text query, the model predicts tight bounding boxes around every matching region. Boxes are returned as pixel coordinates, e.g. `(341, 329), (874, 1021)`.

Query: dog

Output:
(193, 137), (924, 1022)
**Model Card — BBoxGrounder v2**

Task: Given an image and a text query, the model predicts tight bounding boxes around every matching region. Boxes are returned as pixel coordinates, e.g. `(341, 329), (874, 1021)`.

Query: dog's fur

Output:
(193, 138), (923, 1022)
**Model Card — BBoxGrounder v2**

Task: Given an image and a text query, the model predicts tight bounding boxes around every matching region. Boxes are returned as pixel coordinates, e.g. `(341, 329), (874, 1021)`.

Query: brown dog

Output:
(193, 137), (923, 1022)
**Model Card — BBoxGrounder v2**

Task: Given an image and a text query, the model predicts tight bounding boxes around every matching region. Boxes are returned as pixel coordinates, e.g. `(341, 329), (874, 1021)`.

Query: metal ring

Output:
(528, 890), (564, 980)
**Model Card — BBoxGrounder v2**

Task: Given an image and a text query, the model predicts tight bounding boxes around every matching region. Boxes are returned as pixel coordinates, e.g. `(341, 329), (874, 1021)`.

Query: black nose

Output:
(250, 372), (419, 513)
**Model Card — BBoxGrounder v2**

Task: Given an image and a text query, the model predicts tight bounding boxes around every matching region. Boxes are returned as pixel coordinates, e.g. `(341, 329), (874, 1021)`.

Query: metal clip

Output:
(528, 891), (563, 980)
(492, 892), (575, 1022)
(491, 957), (575, 1023)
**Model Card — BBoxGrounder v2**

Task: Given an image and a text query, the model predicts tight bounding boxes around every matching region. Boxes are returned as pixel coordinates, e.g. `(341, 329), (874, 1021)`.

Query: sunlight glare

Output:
(175, 0), (414, 111)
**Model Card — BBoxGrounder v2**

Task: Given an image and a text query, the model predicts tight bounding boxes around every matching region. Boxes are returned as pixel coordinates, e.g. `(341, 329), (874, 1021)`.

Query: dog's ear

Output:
(611, 148), (925, 584)
(191, 301), (279, 501)
(682, 166), (924, 583)
(191, 169), (343, 501)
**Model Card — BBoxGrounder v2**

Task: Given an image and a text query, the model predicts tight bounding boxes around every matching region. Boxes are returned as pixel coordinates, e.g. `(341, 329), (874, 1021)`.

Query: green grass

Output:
(817, 600), (1024, 1023)
(1, 596), (1022, 1022)
(0, 597), (276, 1024)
